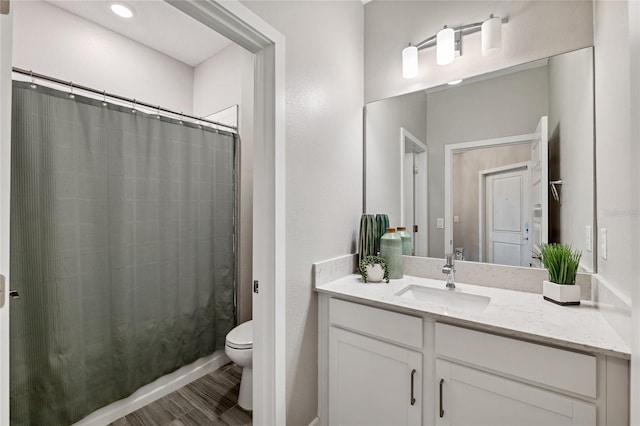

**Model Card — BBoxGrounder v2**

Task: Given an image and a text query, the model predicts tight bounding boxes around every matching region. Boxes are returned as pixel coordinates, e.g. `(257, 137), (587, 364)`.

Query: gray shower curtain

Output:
(9, 81), (236, 425)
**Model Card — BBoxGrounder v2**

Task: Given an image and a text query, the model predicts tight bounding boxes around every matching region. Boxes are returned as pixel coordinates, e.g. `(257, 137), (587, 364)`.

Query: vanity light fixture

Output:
(402, 14), (507, 79)
(110, 3), (134, 19)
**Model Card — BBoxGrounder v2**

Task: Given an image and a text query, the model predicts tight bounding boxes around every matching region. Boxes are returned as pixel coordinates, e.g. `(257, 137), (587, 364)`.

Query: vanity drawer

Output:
(329, 298), (422, 349)
(435, 323), (596, 398)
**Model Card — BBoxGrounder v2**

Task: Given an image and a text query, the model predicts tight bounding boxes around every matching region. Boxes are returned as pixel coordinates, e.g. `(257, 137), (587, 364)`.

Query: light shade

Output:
(402, 45), (419, 79)
(436, 27), (455, 65)
(482, 15), (502, 56)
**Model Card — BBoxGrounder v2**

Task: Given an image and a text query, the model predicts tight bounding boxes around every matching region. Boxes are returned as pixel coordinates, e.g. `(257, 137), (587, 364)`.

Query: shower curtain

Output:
(9, 81), (236, 425)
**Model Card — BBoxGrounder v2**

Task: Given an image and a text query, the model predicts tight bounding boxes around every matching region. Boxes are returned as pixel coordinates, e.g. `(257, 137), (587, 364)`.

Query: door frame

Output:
(0, 1), (288, 425)
(400, 127), (428, 256)
(0, 8), (13, 425)
(444, 132), (535, 256)
(478, 161), (532, 265)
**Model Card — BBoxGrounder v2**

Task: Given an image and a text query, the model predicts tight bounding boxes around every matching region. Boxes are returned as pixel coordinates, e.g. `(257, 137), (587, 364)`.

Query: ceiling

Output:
(47, 0), (233, 67)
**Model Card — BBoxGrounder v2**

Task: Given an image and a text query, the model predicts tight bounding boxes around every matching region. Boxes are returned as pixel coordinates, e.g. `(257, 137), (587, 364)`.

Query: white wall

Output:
(194, 44), (249, 117)
(365, 91), (428, 226)
(626, 2), (640, 423)
(593, 1), (639, 420)
(241, 2), (364, 424)
(364, 0), (593, 103)
(548, 47), (595, 272)
(193, 44), (255, 324)
(594, 1), (634, 300)
(12, 1), (194, 114)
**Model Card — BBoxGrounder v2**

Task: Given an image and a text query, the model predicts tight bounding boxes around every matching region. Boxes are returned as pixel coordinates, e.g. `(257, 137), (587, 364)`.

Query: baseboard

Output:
(73, 350), (231, 426)
(309, 416), (321, 426)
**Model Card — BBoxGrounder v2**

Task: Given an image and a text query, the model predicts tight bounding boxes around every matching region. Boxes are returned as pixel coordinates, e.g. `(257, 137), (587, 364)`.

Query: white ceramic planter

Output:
(365, 264), (385, 283)
(543, 280), (581, 306)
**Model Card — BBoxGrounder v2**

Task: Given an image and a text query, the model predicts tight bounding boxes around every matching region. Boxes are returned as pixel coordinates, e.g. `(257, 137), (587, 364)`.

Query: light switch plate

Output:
(437, 218), (444, 229)
(585, 225), (592, 252)
(600, 228), (607, 260)
(453, 216), (460, 223)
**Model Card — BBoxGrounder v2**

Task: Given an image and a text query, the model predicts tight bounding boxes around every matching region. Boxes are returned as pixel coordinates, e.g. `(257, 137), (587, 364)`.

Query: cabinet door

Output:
(436, 360), (596, 426)
(329, 327), (422, 426)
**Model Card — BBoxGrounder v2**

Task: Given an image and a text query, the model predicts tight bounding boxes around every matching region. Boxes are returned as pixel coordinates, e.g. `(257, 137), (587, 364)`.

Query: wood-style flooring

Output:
(110, 363), (252, 426)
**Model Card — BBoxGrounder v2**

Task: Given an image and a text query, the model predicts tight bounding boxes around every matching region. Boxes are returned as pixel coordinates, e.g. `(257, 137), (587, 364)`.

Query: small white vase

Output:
(365, 264), (385, 283)
(543, 280), (581, 306)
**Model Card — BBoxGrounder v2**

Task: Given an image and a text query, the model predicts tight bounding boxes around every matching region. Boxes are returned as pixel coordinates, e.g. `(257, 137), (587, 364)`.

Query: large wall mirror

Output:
(365, 46), (595, 272)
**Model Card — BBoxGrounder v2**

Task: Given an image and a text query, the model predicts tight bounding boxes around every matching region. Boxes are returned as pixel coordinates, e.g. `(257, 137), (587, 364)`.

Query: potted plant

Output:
(359, 255), (389, 283)
(539, 243), (582, 306)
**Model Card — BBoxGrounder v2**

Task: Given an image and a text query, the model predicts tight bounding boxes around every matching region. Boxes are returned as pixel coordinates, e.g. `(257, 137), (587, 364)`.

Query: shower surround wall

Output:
(12, 1), (194, 114)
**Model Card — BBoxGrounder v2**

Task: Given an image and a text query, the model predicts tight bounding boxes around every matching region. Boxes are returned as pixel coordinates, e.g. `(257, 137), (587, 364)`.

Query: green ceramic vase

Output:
(380, 228), (403, 279)
(396, 226), (412, 256)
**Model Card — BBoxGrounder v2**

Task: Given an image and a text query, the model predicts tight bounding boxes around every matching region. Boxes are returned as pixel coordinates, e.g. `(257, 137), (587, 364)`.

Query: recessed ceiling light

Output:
(447, 79), (463, 85)
(111, 3), (134, 19)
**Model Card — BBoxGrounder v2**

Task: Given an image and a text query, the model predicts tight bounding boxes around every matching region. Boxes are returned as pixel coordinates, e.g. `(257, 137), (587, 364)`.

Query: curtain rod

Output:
(12, 67), (238, 132)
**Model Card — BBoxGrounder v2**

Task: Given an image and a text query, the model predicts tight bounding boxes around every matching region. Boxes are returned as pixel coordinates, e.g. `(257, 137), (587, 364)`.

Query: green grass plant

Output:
(540, 243), (582, 285)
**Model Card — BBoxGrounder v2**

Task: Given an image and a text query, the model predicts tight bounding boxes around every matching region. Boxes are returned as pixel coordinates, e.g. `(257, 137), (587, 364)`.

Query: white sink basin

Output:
(395, 284), (491, 313)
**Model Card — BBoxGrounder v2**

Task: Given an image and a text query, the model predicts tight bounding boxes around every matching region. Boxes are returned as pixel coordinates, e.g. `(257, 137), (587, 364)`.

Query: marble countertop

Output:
(316, 274), (631, 359)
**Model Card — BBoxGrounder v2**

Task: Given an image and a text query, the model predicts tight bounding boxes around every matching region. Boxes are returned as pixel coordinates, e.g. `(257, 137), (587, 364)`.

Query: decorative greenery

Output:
(359, 255), (390, 283)
(539, 243), (582, 285)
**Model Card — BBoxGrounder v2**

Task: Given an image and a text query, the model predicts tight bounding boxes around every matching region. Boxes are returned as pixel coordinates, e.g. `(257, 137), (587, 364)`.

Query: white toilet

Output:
(225, 320), (253, 411)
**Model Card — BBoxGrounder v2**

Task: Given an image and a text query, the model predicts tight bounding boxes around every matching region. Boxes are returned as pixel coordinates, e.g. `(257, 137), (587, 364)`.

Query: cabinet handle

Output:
(410, 369), (416, 406)
(439, 378), (444, 418)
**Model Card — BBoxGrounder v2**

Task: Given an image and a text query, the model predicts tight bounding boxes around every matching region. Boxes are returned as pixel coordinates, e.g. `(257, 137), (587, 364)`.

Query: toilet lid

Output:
(226, 320), (253, 349)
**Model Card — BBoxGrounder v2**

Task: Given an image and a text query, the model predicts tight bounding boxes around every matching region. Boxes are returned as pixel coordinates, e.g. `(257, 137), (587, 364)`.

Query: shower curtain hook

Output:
(102, 90), (108, 107)
(69, 82), (75, 99)
(29, 70), (37, 89)
(178, 112), (184, 125)
(156, 105), (161, 119)
(131, 99), (137, 113)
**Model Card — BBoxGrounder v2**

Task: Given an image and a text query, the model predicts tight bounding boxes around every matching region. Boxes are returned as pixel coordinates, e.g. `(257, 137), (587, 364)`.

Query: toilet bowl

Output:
(225, 320), (253, 411)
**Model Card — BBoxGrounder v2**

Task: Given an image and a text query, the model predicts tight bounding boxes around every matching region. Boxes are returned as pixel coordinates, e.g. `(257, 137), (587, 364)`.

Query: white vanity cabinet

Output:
(434, 323), (627, 426)
(435, 359), (595, 426)
(318, 294), (630, 426)
(327, 298), (424, 425)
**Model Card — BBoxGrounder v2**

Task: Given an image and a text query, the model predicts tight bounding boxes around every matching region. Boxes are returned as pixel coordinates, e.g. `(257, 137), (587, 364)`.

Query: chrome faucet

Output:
(442, 254), (456, 290)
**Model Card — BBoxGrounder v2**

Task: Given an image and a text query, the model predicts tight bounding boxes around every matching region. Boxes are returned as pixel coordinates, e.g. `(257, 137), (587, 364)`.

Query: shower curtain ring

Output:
(69, 82), (75, 99)
(157, 106), (161, 119)
(132, 99), (137, 113)
(102, 90), (108, 107)
(29, 70), (37, 89)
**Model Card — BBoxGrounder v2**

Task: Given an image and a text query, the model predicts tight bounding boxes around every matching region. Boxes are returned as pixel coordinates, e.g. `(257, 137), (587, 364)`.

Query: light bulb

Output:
(437, 27), (455, 65)
(402, 45), (419, 79)
(482, 15), (502, 56)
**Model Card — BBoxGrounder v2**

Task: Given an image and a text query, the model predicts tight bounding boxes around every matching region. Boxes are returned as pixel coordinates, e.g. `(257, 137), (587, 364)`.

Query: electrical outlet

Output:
(585, 225), (592, 252)
(437, 218), (444, 229)
(453, 215), (460, 223)
(600, 228), (607, 260)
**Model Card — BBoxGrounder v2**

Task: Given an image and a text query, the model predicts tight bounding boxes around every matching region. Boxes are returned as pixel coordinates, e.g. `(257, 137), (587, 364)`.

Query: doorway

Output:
(400, 128), (428, 257)
(0, 2), (286, 425)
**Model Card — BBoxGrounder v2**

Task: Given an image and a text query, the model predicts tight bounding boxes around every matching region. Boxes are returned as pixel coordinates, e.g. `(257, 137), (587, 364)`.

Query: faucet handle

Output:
(445, 253), (454, 266)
